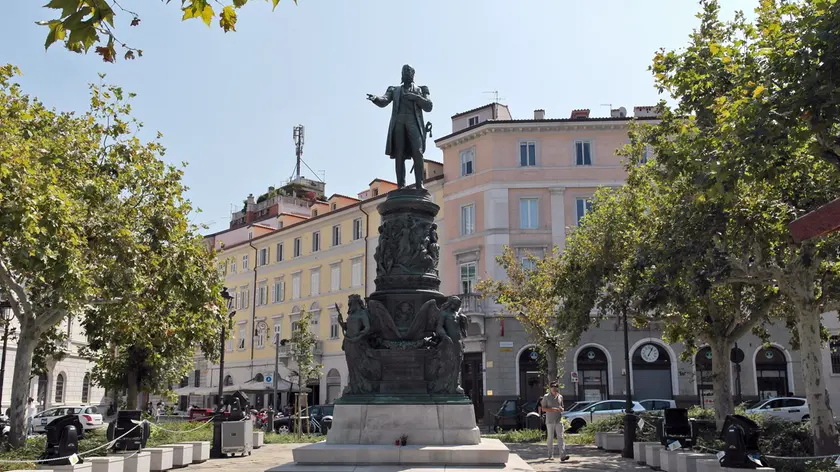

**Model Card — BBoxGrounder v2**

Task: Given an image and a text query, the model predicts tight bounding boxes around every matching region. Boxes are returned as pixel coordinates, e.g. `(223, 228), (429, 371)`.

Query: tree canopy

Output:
(0, 64), (224, 446)
(37, 0), (298, 62)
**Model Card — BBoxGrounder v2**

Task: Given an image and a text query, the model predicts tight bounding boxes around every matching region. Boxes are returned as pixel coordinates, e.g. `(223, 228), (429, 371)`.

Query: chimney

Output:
(610, 107), (627, 118)
(633, 105), (660, 118)
(570, 109), (590, 119)
(268, 186), (275, 193)
(534, 109), (545, 120)
(246, 193), (255, 206)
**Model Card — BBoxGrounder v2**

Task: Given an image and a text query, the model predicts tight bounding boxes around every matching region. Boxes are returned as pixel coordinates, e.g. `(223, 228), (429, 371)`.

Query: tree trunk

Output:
(8, 331), (39, 448)
(126, 370), (139, 410)
(545, 343), (559, 383)
(795, 309), (840, 455)
(709, 337), (734, 429)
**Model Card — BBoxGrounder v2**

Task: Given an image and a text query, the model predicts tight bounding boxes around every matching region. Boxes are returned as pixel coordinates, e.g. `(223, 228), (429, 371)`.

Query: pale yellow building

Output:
(191, 163), (444, 409)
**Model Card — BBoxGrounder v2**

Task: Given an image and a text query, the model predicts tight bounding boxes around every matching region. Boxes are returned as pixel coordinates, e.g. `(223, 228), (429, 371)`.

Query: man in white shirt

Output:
(538, 381), (569, 461)
(26, 397), (37, 436)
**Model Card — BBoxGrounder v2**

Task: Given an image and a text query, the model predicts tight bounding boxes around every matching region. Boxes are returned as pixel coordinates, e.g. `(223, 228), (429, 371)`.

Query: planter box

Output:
(145, 448), (173, 472)
(88, 457), (124, 472)
(645, 444), (665, 470)
(38, 464), (91, 472)
(594, 432), (605, 448)
(182, 442), (210, 463)
(253, 431), (264, 449)
(108, 451), (150, 472)
(633, 441), (660, 465)
(159, 444), (193, 468)
(602, 433), (624, 452)
(677, 453), (716, 472)
(660, 448), (681, 472)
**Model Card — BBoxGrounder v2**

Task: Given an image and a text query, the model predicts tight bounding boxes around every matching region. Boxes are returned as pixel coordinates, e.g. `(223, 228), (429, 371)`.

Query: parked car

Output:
(274, 405), (334, 434)
(490, 399), (545, 432)
(745, 397), (809, 422)
(566, 401), (596, 413)
(33, 405), (103, 435)
(639, 399), (677, 411)
(563, 400), (645, 433)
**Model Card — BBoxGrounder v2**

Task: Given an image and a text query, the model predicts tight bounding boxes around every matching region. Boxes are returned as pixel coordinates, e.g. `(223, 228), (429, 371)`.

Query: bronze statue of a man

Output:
(367, 65), (433, 190)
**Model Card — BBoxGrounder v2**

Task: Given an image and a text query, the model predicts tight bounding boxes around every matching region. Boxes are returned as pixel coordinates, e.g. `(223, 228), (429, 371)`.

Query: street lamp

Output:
(0, 299), (13, 411)
(622, 309), (637, 458)
(269, 337), (289, 432)
(217, 288), (236, 403)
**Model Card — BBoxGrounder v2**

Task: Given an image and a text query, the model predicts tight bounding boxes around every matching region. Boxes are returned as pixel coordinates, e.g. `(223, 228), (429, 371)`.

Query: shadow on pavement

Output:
(506, 443), (650, 471)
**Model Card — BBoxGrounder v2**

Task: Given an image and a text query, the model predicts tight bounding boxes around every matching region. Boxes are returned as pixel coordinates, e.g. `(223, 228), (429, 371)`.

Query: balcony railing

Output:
(278, 341), (323, 358)
(458, 293), (483, 313)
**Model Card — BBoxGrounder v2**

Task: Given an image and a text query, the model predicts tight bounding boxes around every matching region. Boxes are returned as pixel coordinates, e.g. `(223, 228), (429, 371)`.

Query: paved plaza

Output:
(183, 443), (645, 471)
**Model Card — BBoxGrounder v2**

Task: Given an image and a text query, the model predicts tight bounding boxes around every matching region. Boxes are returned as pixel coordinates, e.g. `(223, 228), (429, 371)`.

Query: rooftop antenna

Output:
(292, 125), (304, 180)
(601, 103), (613, 112)
(484, 90), (504, 103)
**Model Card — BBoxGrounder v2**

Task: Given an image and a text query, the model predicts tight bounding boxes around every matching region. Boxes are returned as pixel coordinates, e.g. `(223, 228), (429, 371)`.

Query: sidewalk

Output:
(185, 443), (647, 471)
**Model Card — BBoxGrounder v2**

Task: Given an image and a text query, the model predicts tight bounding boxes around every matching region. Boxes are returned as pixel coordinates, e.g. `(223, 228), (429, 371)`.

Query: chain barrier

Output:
(147, 416), (214, 434)
(685, 444), (840, 463)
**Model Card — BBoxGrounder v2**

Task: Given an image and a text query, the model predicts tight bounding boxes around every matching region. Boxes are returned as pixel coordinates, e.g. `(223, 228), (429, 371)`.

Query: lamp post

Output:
(0, 299), (13, 410)
(217, 288), (236, 403)
(268, 337), (289, 433)
(622, 309), (637, 458)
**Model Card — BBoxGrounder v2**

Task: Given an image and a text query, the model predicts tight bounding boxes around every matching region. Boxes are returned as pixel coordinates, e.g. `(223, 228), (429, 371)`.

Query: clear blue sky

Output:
(5, 0), (755, 233)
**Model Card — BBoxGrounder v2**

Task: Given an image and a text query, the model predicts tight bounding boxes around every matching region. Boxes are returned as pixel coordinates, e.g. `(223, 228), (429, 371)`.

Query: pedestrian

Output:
(539, 381), (569, 462)
(26, 397), (37, 436)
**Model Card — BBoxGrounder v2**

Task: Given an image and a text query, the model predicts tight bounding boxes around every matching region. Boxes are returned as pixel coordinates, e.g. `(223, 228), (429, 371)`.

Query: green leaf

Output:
(219, 5), (237, 32)
(271, 0), (281, 11)
(233, 0), (247, 7)
(182, 0), (215, 26)
(44, 21), (66, 50)
(43, 0), (80, 18)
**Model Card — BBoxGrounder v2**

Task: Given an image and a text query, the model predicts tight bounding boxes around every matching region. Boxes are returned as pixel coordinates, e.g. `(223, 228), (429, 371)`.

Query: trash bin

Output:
(525, 412), (541, 430)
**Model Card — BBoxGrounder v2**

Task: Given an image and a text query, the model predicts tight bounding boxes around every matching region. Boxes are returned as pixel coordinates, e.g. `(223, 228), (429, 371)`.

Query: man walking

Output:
(26, 397), (37, 436)
(539, 381), (569, 461)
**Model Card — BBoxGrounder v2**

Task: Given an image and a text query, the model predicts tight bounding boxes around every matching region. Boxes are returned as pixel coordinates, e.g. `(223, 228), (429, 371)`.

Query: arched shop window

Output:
(632, 342), (673, 399)
(576, 347), (609, 401)
(755, 346), (789, 400)
(695, 347), (713, 408)
(518, 347), (544, 406)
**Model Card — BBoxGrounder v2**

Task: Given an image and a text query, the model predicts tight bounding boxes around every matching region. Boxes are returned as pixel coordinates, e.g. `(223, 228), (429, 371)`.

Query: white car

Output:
(33, 405), (104, 434)
(639, 399), (677, 411)
(563, 399), (645, 433)
(745, 397), (809, 422)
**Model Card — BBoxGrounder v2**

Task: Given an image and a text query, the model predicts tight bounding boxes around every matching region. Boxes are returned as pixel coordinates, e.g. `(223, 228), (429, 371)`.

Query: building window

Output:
(310, 269), (320, 296)
(230, 259), (236, 274)
(575, 140), (593, 166)
(248, 231), (253, 240)
(291, 321), (300, 334)
(257, 282), (268, 306)
(312, 231), (321, 252)
(576, 198), (594, 226)
(273, 280), (285, 303)
(353, 218), (363, 240)
(258, 247), (269, 266)
(238, 326), (246, 350)
(242, 254), (249, 270)
(313, 209), (319, 216)
(460, 148), (475, 176)
(194, 369), (201, 387)
(461, 204), (475, 236)
(255, 321), (267, 349)
(81, 373), (90, 404)
(373, 188), (379, 197)
(332, 225), (341, 246)
(331, 264), (341, 292)
(276, 243), (284, 262)
(292, 273), (301, 299)
(239, 286), (250, 309)
(519, 141), (536, 167)
(830, 336), (840, 374)
(224, 375), (234, 387)
(273, 323), (282, 344)
(522, 258), (537, 270)
(460, 262), (477, 294)
(331, 203), (337, 211)
(520, 198), (539, 229)
(330, 315), (340, 339)
(351, 258), (362, 287)
(225, 336), (233, 352)
(218, 262), (227, 276)
(54, 373), (65, 403)
(468, 116), (480, 126)
(294, 238), (302, 257)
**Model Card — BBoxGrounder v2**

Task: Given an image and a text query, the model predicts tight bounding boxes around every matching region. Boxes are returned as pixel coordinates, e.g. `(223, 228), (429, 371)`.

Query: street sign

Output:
(570, 371), (579, 383)
(265, 376), (272, 384)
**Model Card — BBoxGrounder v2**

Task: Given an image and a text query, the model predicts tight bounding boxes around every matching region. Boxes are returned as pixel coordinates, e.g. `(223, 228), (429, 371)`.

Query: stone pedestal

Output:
(602, 432), (624, 452)
(181, 442), (209, 463)
(326, 403), (479, 446)
(38, 464), (91, 472)
(634, 441), (661, 464)
(646, 444), (665, 470)
(160, 445), (192, 468)
(145, 448), (173, 472)
(253, 431), (264, 448)
(661, 448), (681, 472)
(677, 453), (717, 472)
(87, 457), (124, 472)
(108, 451), (150, 472)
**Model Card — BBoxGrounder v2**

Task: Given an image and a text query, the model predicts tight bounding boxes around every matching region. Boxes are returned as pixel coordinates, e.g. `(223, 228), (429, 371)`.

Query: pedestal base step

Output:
(267, 451), (534, 471)
(282, 438), (515, 467)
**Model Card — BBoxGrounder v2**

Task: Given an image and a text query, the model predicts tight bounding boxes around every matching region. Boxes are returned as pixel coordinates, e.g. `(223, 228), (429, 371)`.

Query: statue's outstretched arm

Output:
(368, 87), (394, 108)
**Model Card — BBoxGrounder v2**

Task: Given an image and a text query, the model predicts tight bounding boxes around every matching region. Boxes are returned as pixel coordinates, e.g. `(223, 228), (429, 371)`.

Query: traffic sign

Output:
(265, 376), (272, 383)
(570, 371), (579, 383)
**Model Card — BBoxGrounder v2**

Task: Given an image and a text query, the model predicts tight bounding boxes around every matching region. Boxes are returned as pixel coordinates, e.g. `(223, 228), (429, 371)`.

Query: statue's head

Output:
(443, 296), (462, 311)
(348, 294), (364, 310)
(401, 64), (415, 84)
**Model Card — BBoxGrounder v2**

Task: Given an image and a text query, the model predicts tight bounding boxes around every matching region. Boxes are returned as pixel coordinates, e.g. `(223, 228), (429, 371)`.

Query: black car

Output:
(274, 405), (334, 434)
(490, 399), (545, 432)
